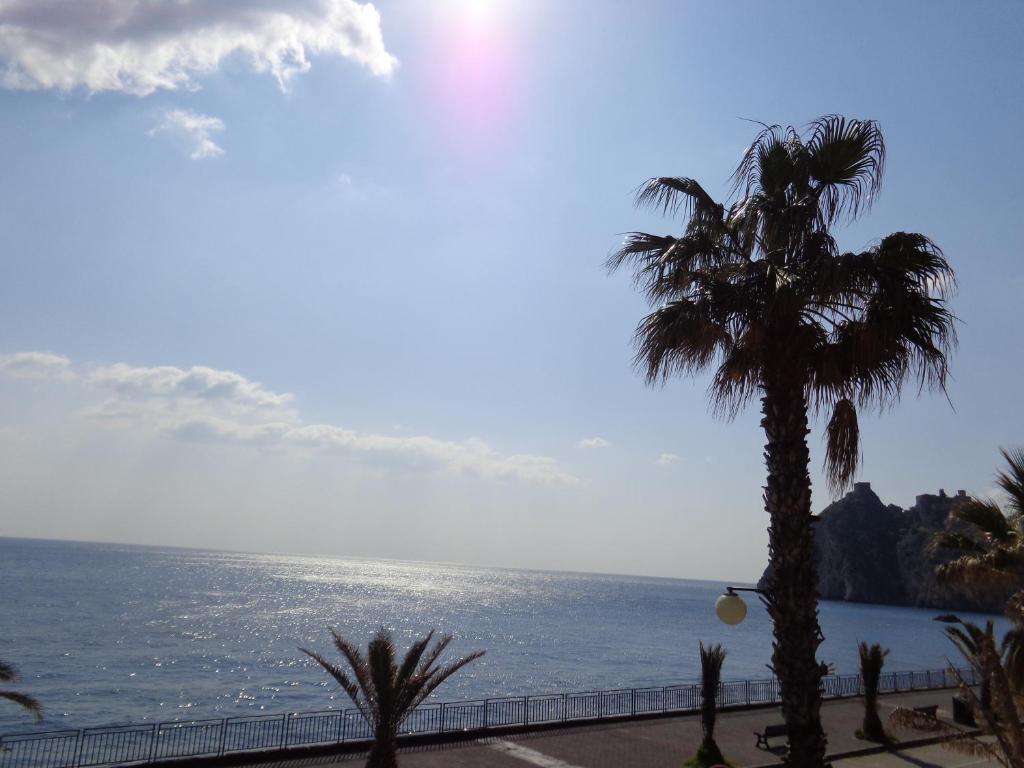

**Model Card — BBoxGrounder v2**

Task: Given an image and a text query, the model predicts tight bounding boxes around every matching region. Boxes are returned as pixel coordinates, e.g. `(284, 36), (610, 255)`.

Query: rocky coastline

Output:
(758, 481), (1010, 613)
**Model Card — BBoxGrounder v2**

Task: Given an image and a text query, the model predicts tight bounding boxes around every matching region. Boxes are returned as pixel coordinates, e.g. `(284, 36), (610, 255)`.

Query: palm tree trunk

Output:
(761, 375), (828, 768)
(366, 726), (398, 768)
(863, 690), (883, 740)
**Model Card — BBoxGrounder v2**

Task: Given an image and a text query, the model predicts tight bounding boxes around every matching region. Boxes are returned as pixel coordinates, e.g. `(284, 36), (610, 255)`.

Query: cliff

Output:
(757, 482), (1009, 613)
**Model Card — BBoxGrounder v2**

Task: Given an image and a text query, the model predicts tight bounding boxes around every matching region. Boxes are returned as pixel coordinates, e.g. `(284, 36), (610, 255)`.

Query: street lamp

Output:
(715, 586), (768, 625)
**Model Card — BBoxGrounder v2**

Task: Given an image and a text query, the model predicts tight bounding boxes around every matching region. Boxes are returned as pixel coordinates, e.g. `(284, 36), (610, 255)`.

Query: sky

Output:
(0, 0), (1022, 582)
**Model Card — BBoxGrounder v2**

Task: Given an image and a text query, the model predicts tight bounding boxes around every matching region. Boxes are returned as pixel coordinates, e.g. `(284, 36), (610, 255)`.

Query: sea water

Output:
(0, 537), (1002, 733)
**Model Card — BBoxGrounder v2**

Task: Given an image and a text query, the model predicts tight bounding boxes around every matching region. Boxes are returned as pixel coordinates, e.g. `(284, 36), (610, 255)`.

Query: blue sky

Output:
(0, 0), (1022, 581)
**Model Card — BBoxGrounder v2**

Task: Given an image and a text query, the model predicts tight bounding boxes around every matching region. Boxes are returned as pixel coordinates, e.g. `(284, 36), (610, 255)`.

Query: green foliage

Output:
(301, 626), (484, 768)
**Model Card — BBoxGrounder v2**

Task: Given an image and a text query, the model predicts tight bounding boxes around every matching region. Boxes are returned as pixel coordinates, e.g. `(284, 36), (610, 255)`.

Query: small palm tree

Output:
(609, 115), (956, 768)
(0, 660), (41, 721)
(300, 626), (484, 768)
(932, 448), (1024, 689)
(857, 642), (889, 742)
(687, 642), (727, 767)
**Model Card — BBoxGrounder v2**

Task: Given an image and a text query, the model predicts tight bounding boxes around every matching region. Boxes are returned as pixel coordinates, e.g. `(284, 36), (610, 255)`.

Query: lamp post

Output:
(715, 586), (768, 625)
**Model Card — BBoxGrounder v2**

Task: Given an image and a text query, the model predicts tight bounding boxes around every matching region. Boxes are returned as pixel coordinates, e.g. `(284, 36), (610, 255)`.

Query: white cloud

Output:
(576, 437), (610, 449)
(0, 351), (73, 379)
(656, 452), (681, 466)
(0, 0), (398, 96)
(6, 351), (575, 486)
(150, 109), (224, 159)
(89, 362), (293, 410)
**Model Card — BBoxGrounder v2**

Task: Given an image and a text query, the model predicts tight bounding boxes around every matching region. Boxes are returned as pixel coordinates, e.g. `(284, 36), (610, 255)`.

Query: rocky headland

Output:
(758, 481), (1010, 613)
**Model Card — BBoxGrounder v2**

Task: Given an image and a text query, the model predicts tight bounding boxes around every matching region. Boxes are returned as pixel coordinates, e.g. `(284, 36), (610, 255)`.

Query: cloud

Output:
(150, 109), (224, 159)
(0, 351), (73, 379)
(4, 351), (575, 486)
(89, 362), (294, 410)
(656, 453), (681, 466)
(0, 0), (398, 96)
(576, 437), (610, 449)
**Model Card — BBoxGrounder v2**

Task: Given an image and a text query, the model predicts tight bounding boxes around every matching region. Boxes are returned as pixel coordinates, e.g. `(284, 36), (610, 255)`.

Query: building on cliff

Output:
(757, 481), (1009, 613)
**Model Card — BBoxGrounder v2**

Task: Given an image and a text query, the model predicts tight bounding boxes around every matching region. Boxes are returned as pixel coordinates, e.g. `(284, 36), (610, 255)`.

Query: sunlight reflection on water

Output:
(0, 537), (1004, 732)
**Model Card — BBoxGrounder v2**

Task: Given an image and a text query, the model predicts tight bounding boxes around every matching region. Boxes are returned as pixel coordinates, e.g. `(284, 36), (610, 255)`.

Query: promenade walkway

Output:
(272, 689), (982, 768)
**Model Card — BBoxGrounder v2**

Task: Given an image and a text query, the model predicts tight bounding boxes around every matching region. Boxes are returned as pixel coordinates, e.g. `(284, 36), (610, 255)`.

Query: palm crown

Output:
(608, 116), (956, 493)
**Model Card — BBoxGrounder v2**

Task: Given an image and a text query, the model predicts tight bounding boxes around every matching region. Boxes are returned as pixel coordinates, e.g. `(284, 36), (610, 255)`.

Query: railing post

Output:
(216, 718), (227, 757)
(440, 702), (448, 733)
(562, 692), (567, 722)
(483, 699), (489, 730)
(146, 722), (158, 764)
(280, 714), (289, 749)
(631, 688), (636, 717)
(74, 729), (84, 768)
(524, 696), (530, 727)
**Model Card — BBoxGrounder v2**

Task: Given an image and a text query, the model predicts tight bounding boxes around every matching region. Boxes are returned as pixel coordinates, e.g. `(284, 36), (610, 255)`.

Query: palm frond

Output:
(299, 647), (369, 721)
(953, 499), (1013, 542)
(395, 631), (434, 690)
(0, 690), (42, 721)
(367, 627), (398, 722)
(329, 628), (377, 707)
(634, 177), (723, 221)
(0, 661), (17, 682)
(824, 398), (860, 495)
(408, 650), (486, 712)
(805, 115), (885, 224)
(633, 300), (732, 385)
(996, 447), (1024, 517)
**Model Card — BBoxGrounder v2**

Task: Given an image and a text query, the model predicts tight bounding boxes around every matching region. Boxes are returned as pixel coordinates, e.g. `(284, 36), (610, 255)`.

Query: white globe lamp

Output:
(715, 590), (748, 625)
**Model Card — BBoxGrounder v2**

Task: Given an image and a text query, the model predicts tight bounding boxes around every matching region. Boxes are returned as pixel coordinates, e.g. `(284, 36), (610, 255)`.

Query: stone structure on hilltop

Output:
(757, 482), (1008, 613)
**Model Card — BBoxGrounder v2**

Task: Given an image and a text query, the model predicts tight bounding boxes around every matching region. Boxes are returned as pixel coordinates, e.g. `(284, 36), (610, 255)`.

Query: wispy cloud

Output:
(576, 437), (610, 449)
(2, 351), (576, 486)
(0, 351), (74, 380)
(150, 110), (225, 159)
(0, 0), (398, 96)
(656, 452), (681, 466)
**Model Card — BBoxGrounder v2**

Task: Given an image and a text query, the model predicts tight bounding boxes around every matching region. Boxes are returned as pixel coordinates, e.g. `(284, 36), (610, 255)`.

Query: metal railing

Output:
(0, 666), (975, 768)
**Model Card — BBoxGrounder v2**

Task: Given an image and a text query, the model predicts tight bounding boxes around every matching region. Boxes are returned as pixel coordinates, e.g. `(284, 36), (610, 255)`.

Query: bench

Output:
(914, 705), (939, 718)
(754, 723), (789, 749)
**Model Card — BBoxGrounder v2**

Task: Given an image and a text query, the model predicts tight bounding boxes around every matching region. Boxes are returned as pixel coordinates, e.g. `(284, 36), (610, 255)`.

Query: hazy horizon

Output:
(2, 0), (1023, 583)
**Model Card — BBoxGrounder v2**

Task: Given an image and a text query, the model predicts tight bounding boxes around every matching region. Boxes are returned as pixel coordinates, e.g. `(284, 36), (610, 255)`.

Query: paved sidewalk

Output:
(255, 689), (978, 768)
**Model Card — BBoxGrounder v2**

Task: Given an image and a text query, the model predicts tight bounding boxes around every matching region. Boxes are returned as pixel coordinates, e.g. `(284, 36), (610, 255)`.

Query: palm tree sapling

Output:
(857, 642), (889, 742)
(691, 642), (727, 767)
(301, 626), (483, 768)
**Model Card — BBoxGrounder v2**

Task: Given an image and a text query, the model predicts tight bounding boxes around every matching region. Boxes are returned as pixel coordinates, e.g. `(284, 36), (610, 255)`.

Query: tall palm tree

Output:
(932, 448), (1024, 688)
(692, 642), (727, 767)
(857, 641), (889, 742)
(608, 115), (956, 768)
(0, 660), (41, 720)
(300, 626), (484, 768)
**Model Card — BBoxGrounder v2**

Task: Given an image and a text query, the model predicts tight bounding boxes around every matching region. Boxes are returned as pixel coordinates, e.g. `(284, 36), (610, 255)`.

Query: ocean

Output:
(0, 537), (1002, 734)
